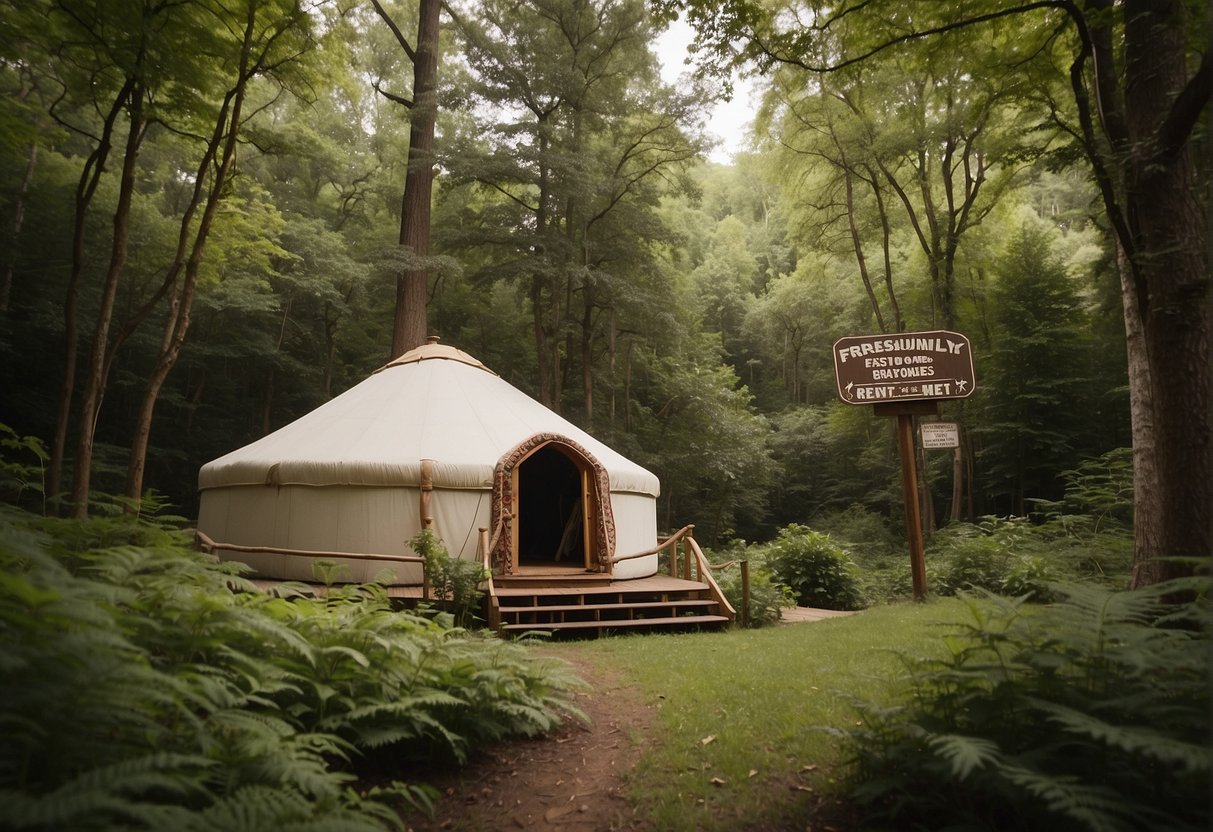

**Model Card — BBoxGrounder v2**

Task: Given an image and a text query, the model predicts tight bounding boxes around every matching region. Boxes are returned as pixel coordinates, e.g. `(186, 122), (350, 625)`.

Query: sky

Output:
(652, 18), (761, 164)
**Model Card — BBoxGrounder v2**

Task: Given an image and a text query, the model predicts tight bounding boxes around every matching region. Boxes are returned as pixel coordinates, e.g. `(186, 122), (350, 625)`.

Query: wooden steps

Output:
(493, 574), (731, 638)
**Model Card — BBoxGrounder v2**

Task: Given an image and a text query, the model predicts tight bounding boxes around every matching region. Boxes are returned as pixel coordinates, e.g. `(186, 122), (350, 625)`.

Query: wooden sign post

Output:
(833, 331), (976, 602)
(876, 401), (938, 600)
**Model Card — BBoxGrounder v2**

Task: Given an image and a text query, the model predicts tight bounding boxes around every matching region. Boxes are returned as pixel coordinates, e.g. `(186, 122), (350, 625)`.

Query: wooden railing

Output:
(477, 519), (504, 630)
(195, 529), (431, 598)
(199, 519), (749, 629)
(614, 525), (746, 625)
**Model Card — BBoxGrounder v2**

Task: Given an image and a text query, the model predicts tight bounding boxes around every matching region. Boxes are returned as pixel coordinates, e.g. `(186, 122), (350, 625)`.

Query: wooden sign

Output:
(921, 422), (960, 449)
(833, 330), (976, 405)
(831, 330), (977, 602)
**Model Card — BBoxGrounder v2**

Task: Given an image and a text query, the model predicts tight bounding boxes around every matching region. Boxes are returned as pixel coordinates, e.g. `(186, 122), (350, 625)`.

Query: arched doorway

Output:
(517, 444), (585, 568)
(491, 434), (616, 575)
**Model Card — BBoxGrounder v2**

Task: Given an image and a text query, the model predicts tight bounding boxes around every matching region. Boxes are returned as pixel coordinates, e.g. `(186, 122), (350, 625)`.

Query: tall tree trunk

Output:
(1122, 0), (1210, 584)
(531, 275), (551, 407)
(1, 142), (36, 313)
(125, 2), (260, 508)
(581, 282), (594, 424)
(608, 306), (616, 428)
(843, 165), (887, 332)
(866, 167), (903, 332)
(950, 444), (963, 523)
(551, 279), (563, 415)
(390, 0), (440, 358)
(623, 338), (633, 432)
(48, 79), (134, 511)
(71, 86), (147, 518)
(1116, 246), (1162, 585)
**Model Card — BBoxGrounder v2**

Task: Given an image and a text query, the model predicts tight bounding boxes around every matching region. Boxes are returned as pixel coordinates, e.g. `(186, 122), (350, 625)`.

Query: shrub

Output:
(707, 541), (795, 628)
(1033, 446), (1134, 531)
(764, 524), (866, 611)
(0, 423), (45, 512)
(0, 503), (581, 831)
(411, 529), (489, 628)
(828, 581), (1211, 831)
(812, 506), (901, 567)
(930, 528), (1013, 594)
(928, 516), (1124, 600)
(859, 558), (916, 605)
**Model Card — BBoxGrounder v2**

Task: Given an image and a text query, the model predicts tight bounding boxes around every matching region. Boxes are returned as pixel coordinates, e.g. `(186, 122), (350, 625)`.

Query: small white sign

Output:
(921, 422), (960, 449)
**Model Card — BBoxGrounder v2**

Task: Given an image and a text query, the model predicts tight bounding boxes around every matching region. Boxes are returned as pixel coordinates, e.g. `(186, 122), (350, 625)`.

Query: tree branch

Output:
(1158, 48), (1211, 161)
(759, 1), (1081, 75)
(369, 0), (416, 62)
(372, 78), (414, 108)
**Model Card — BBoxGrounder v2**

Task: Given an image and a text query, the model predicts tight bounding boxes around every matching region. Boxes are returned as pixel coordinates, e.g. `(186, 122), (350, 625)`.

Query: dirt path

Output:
(399, 611), (854, 832)
(401, 651), (654, 832)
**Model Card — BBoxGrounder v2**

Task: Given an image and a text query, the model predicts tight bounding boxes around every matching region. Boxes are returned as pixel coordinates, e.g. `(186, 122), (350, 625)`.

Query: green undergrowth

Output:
(550, 600), (974, 831)
(0, 504), (583, 832)
(831, 582), (1211, 831)
(553, 581), (1210, 832)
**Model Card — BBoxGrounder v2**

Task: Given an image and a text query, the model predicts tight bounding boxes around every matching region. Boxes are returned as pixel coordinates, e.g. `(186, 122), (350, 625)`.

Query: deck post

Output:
(741, 560), (750, 627)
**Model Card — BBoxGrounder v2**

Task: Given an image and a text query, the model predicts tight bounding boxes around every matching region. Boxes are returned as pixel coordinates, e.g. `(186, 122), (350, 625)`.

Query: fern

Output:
(1, 500), (584, 830)
(831, 581), (1212, 831)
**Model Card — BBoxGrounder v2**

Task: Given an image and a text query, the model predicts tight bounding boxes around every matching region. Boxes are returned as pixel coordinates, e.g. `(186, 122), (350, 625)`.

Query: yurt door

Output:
(513, 443), (593, 571)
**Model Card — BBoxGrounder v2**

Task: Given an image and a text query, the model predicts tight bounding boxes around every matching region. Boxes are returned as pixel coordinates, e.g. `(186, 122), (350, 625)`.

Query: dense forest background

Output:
(3, 0), (1189, 551)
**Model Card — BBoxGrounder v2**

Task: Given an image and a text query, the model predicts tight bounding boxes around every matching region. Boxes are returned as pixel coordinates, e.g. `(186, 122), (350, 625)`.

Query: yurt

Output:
(197, 339), (661, 585)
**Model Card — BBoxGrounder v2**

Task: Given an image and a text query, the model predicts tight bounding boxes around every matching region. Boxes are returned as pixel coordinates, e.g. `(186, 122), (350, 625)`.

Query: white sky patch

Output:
(653, 17), (761, 165)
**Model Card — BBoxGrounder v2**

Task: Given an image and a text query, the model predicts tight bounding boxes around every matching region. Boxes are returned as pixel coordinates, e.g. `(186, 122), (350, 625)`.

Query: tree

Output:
(975, 219), (1091, 514)
(121, 0), (319, 510)
(661, 0), (1210, 586)
(370, 0), (441, 358)
(446, 0), (705, 418)
(690, 215), (759, 364)
(633, 333), (776, 544)
(53, 0), (176, 517)
(744, 258), (864, 405)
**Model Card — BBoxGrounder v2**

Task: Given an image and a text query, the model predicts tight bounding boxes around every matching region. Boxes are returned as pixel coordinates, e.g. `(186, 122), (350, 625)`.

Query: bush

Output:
(763, 524), (866, 611)
(707, 540), (795, 628)
(1033, 447), (1134, 531)
(0, 423), (45, 512)
(927, 516), (1127, 600)
(829, 581), (1212, 831)
(412, 529), (490, 628)
(859, 558), (916, 605)
(0, 504), (581, 831)
(812, 506), (900, 567)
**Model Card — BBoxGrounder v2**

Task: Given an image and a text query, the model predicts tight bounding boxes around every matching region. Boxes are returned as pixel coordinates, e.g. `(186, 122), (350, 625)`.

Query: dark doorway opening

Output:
(517, 444), (585, 567)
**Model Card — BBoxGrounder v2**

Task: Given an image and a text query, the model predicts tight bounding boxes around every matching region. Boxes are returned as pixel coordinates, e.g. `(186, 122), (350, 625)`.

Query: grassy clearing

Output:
(547, 600), (973, 831)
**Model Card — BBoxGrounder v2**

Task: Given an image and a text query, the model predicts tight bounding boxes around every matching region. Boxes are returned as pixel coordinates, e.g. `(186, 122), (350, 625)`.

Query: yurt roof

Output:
(198, 339), (660, 496)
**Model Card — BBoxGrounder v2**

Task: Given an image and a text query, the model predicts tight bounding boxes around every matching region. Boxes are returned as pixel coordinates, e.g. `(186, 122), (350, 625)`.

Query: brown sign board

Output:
(834, 330), (976, 405)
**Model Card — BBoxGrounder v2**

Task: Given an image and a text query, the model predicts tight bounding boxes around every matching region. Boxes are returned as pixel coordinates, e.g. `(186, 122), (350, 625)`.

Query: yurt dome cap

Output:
(376, 336), (494, 374)
(197, 338), (660, 497)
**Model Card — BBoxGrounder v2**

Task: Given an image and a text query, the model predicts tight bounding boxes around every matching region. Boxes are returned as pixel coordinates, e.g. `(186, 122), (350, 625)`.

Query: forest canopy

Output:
(0, 0), (1206, 579)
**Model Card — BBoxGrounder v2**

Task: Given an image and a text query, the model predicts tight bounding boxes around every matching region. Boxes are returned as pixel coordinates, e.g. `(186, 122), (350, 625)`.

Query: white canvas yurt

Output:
(197, 339), (661, 584)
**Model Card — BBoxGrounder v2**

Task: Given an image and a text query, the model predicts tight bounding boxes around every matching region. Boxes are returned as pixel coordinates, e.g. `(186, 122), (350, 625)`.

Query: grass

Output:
(546, 599), (974, 831)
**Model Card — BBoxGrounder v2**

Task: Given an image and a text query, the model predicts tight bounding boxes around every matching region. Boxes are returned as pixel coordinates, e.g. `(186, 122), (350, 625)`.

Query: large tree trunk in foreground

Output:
(1118, 1), (1210, 585)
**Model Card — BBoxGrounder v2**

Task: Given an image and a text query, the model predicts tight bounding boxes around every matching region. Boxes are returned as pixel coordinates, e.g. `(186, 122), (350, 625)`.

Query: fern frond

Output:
(1030, 699), (1212, 773)
(925, 733), (1003, 780)
(997, 758), (1158, 832)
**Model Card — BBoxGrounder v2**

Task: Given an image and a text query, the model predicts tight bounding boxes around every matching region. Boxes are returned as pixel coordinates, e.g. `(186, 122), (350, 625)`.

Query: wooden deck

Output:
(492, 572), (729, 637)
(246, 579), (853, 625)
(780, 606), (859, 623)
(246, 571), (734, 638)
(495, 573), (711, 597)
